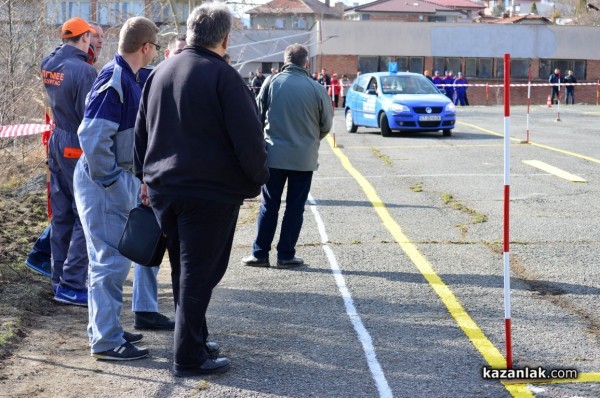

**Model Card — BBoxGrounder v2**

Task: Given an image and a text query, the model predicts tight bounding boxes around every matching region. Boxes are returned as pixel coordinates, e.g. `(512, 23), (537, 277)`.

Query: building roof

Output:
(227, 29), (313, 63)
(246, 0), (343, 17)
(480, 14), (552, 24)
(345, 0), (485, 13)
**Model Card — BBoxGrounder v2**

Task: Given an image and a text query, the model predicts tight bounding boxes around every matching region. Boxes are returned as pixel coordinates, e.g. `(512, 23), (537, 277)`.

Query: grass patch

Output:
(441, 193), (488, 238)
(370, 148), (393, 167)
(410, 182), (423, 192)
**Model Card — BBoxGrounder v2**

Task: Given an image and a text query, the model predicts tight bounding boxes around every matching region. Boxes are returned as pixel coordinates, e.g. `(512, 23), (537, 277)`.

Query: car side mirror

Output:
(367, 89), (377, 95)
(439, 88), (446, 95)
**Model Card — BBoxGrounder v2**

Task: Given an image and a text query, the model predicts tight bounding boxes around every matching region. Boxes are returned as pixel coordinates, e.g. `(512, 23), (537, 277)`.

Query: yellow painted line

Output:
(458, 121), (600, 165)
(340, 144), (503, 150)
(326, 135), (534, 398)
(508, 372), (600, 386)
(523, 160), (587, 182)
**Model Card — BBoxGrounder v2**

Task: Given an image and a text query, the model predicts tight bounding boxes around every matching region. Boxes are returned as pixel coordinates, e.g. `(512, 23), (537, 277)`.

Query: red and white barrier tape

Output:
(0, 124), (53, 139)
(438, 82), (597, 88)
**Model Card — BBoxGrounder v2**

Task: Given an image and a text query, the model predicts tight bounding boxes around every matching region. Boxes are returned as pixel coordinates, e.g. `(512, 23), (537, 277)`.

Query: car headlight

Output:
(445, 102), (456, 113)
(391, 103), (410, 113)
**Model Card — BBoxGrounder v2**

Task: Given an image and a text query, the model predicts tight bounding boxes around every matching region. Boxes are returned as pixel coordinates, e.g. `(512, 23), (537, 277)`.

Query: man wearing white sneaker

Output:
(242, 43), (332, 269)
(74, 16), (159, 361)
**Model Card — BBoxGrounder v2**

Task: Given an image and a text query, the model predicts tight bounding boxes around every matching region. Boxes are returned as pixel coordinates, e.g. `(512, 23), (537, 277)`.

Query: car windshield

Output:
(379, 76), (439, 95)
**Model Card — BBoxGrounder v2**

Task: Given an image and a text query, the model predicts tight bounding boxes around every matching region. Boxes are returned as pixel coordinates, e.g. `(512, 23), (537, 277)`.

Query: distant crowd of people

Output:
(425, 70), (470, 106)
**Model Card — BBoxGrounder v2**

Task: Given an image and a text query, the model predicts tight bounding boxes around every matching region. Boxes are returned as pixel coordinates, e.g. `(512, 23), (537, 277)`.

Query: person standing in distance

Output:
(549, 68), (562, 105)
(564, 69), (576, 105)
(74, 16), (160, 361)
(242, 43), (333, 268)
(41, 17), (97, 305)
(164, 34), (186, 58)
(134, 2), (269, 376)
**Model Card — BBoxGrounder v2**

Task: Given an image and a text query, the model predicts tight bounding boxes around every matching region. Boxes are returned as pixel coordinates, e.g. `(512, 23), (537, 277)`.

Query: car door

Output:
(358, 77), (379, 127)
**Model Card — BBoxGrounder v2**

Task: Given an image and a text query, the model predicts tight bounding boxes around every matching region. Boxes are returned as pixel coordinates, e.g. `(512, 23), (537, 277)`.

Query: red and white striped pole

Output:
(525, 65), (531, 143)
(503, 54), (513, 369)
(556, 74), (562, 122)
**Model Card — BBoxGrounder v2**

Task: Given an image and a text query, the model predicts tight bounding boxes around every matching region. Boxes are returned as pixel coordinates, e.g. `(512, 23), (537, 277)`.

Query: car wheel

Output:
(345, 109), (358, 133)
(379, 113), (392, 137)
(443, 129), (452, 137)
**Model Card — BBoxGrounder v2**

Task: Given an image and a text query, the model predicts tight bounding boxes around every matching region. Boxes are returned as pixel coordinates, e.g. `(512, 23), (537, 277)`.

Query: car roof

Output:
(361, 72), (423, 78)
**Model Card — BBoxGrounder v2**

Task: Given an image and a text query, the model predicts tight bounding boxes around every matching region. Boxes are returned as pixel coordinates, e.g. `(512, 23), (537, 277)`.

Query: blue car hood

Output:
(387, 94), (451, 106)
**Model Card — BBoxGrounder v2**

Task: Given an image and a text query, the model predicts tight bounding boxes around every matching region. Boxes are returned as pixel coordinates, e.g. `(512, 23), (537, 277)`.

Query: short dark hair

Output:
(284, 43), (308, 67)
(168, 34), (186, 51)
(187, 2), (232, 49)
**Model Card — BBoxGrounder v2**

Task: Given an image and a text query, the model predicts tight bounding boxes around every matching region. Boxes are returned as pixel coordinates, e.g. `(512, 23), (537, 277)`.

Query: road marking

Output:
(522, 160), (587, 182)
(325, 136), (534, 398)
(307, 194), (393, 398)
(457, 121), (600, 165)
(340, 144), (503, 150)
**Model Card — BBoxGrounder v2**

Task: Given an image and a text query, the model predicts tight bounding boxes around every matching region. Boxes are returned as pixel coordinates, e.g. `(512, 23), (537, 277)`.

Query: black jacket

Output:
(134, 46), (269, 205)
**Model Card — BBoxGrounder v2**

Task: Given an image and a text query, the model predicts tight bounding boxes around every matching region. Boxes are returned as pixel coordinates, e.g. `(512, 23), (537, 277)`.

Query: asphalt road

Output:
(194, 104), (600, 397)
(5, 104), (598, 398)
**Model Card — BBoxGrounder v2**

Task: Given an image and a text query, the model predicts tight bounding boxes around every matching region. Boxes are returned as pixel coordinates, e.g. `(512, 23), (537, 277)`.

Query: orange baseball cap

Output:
(61, 17), (96, 39)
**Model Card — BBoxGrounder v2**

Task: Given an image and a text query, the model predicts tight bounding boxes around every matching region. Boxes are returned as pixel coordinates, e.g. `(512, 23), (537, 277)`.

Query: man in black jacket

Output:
(133, 2), (269, 377)
(549, 68), (563, 105)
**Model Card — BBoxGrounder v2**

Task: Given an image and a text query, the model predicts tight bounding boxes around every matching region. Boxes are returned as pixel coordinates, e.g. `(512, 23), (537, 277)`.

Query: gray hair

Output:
(186, 2), (232, 49)
(284, 44), (308, 67)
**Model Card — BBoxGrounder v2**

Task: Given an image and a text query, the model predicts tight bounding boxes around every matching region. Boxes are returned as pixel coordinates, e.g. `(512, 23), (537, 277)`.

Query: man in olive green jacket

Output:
(243, 43), (333, 268)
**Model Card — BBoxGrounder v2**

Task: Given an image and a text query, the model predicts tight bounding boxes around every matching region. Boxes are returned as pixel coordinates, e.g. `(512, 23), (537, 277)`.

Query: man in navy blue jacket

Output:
(134, 3), (269, 376)
(41, 17), (97, 305)
(74, 16), (159, 361)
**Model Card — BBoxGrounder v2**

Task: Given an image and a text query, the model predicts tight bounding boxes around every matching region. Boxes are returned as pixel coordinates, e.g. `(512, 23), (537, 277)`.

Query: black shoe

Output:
(206, 341), (220, 359)
(241, 255), (269, 267)
(134, 312), (175, 330)
(276, 256), (304, 268)
(123, 331), (143, 344)
(173, 357), (231, 377)
(92, 342), (149, 361)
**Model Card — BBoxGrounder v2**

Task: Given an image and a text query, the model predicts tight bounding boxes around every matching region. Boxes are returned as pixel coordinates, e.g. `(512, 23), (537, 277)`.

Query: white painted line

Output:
(308, 193), (393, 398)
(522, 160), (587, 182)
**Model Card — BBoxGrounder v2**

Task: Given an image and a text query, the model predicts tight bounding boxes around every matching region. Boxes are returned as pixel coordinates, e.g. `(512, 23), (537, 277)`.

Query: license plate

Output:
(419, 115), (441, 121)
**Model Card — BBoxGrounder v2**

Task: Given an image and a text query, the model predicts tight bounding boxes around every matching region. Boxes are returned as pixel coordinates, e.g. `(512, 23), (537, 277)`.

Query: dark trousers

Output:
(551, 88), (560, 104)
(252, 168), (313, 261)
(150, 193), (240, 369)
(48, 130), (88, 290)
(565, 88), (575, 104)
(28, 224), (52, 262)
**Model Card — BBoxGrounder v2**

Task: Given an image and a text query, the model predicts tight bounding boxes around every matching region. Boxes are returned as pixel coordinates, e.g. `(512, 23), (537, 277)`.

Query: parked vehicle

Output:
(345, 72), (456, 137)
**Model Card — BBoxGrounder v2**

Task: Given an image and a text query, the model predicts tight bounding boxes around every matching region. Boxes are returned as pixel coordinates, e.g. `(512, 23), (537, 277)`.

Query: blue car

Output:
(345, 72), (456, 137)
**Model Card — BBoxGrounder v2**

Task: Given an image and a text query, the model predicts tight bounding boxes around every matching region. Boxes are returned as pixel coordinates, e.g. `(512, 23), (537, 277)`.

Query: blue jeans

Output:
(28, 225), (52, 263)
(252, 168), (313, 261)
(74, 158), (140, 353)
(565, 89), (575, 104)
(48, 129), (88, 291)
(132, 264), (159, 313)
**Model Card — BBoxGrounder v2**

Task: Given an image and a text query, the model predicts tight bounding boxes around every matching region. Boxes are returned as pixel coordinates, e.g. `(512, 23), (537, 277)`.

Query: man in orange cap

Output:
(40, 17), (97, 306)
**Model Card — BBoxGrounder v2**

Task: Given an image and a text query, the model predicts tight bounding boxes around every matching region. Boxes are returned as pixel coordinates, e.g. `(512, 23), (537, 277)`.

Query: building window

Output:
(409, 57), (423, 73)
(465, 58), (477, 78)
(361, 14), (370, 21)
(539, 59), (586, 80)
(46, 1), (91, 24)
(98, 1), (144, 25)
(478, 58), (493, 78)
(275, 18), (285, 29)
(294, 17), (306, 29)
(358, 56), (378, 73)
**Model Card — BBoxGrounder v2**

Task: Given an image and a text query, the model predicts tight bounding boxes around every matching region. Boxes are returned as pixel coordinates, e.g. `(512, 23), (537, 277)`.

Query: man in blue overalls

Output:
(41, 17), (97, 305)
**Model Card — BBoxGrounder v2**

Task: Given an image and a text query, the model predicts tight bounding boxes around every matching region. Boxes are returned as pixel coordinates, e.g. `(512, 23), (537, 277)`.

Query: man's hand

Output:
(139, 183), (151, 206)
